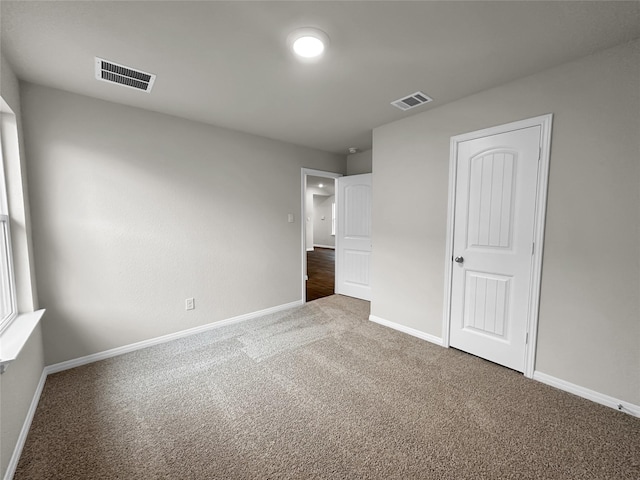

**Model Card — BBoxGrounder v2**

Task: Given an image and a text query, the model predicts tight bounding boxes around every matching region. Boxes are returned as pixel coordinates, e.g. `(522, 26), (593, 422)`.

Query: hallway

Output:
(306, 247), (335, 302)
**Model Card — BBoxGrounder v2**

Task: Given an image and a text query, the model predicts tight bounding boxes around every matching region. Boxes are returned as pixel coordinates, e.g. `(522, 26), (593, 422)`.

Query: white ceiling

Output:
(2, 1), (639, 154)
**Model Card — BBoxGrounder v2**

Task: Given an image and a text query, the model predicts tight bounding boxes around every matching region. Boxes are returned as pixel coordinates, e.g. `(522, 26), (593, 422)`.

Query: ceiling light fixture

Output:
(294, 36), (324, 58)
(287, 28), (329, 61)
(318, 183), (324, 188)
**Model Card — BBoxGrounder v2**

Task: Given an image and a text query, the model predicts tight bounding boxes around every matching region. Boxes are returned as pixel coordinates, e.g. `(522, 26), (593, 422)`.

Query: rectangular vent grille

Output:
(391, 91), (433, 111)
(95, 58), (156, 93)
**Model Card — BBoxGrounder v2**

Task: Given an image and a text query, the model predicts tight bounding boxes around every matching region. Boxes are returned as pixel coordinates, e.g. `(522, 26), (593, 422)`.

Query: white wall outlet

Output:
(185, 298), (195, 310)
(288, 213), (294, 223)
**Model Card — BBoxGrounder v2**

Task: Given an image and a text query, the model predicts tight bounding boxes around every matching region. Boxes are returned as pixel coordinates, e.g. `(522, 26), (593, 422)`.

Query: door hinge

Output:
(538, 147), (541, 161)
(526, 332), (529, 344)
(531, 242), (535, 255)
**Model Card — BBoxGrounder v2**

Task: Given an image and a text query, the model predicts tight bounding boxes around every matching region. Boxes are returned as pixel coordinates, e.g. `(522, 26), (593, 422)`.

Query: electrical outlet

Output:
(185, 298), (195, 310)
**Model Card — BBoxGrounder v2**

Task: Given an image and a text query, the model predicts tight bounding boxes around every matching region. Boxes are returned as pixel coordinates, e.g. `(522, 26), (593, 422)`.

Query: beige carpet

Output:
(15, 295), (640, 479)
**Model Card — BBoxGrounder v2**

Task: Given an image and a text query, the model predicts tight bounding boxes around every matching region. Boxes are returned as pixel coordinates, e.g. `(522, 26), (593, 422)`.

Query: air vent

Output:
(95, 58), (156, 93)
(391, 91), (433, 111)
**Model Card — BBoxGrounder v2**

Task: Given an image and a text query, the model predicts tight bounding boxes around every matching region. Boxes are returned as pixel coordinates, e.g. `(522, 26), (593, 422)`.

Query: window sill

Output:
(0, 309), (45, 374)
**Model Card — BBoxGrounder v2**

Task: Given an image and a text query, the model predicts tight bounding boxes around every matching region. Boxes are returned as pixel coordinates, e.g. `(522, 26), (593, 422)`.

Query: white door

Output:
(336, 174), (372, 301)
(449, 126), (541, 372)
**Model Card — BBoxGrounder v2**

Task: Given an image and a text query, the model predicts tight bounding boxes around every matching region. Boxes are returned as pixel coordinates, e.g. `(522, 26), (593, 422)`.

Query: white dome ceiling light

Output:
(287, 28), (330, 61)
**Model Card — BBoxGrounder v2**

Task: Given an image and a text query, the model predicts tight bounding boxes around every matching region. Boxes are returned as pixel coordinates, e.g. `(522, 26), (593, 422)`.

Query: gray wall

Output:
(313, 195), (335, 247)
(347, 149), (372, 175)
(20, 83), (345, 366)
(0, 55), (44, 479)
(372, 40), (640, 405)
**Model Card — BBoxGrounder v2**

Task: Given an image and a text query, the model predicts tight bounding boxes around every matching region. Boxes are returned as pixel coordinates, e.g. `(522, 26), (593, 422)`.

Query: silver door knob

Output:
(454, 256), (464, 264)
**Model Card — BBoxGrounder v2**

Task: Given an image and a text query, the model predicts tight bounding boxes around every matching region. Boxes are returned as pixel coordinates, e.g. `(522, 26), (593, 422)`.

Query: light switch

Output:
(288, 213), (294, 223)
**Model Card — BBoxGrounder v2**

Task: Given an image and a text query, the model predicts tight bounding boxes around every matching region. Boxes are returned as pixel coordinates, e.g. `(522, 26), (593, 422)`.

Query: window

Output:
(0, 98), (45, 373)
(0, 138), (17, 333)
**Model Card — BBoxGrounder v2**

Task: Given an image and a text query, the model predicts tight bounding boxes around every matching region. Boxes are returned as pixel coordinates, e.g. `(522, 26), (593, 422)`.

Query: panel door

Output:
(449, 126), (540, 372)
(336, 174), (372, 301)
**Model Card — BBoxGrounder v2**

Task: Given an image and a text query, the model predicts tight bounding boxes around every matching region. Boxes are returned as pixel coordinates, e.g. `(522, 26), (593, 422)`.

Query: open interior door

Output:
(336, 174), (372, 301)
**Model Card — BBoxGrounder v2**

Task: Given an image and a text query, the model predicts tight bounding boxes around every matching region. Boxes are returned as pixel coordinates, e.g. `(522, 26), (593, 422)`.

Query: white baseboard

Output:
(4, 369), (47, 480)
(369, 315), (444, 347)
(312, 244), (335, 250)
(46, 300), (303, 374)
(306, 247), (314, 252)
(533, 371), (640, 417)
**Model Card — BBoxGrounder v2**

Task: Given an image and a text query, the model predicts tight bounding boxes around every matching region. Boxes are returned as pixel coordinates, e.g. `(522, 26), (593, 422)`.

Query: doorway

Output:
(443, 114), (553, 378)
(301, 169), (342, 303)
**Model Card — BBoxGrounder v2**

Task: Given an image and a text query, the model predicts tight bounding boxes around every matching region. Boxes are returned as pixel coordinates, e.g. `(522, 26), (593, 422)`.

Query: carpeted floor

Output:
(15, 295), (640, 479)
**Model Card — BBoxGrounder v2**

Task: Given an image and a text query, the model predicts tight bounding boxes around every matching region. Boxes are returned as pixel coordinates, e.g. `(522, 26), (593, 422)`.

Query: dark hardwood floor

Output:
(306, 247), (335, 302)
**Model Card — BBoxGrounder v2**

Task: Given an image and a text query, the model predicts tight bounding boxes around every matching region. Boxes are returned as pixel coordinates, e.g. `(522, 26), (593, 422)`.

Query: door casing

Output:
(442, 114), (553, 378)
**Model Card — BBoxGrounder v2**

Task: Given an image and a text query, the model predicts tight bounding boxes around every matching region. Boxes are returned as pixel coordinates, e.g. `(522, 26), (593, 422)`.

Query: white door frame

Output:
(442, 114), (553, 378)
(301, 168), (343, 303)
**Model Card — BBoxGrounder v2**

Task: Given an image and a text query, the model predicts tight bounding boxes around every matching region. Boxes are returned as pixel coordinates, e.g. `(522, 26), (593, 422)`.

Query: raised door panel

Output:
(344, 185), (372, 239)
(466, 151), (517, 250)
(343, 250), (370, 287)
(463, 271), (511, 339)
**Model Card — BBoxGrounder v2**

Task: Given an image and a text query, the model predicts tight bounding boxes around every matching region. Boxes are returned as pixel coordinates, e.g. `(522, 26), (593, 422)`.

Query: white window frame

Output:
(0, 216), (18, 332)
(0, 144), (18, 334)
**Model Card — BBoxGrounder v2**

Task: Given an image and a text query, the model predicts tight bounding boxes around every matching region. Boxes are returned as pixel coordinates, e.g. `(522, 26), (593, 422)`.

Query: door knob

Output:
(454, 256), (464, 264)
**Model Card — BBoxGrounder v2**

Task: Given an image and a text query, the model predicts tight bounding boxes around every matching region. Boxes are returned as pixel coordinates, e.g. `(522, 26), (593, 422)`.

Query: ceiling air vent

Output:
(391, 91), (432, 111)
(95, 57), (156, 93)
